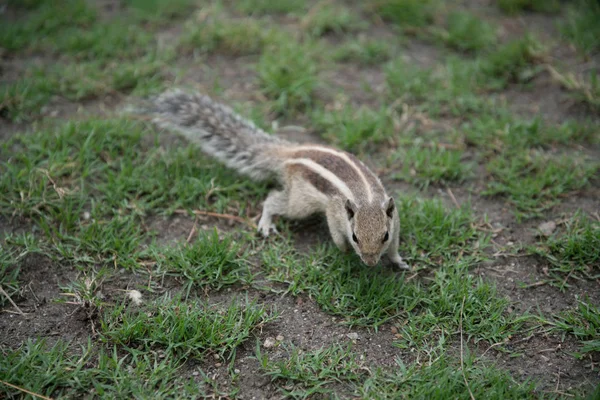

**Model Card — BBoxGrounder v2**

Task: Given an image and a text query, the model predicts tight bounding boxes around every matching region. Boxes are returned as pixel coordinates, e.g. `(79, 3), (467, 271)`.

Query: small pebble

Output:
(264, 337), (276, 348)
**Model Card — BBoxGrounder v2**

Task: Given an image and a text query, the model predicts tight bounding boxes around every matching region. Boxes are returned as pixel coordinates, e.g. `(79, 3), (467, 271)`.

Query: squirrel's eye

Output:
(383, 232), (389, 242)
(352, 233), (359, 244)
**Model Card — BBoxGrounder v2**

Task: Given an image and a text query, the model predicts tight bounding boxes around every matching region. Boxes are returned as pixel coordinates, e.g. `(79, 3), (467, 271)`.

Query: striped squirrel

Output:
(134, 90), (409, 270)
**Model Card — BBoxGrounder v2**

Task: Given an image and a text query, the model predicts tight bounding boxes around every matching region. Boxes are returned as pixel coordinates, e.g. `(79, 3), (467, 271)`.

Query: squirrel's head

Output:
(344, 197), (395, 266)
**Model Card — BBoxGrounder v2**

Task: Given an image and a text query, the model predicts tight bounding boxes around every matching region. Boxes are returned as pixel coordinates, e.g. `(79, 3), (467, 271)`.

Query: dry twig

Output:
(0, 285), (24, 315)
(0, 379), (53, 400)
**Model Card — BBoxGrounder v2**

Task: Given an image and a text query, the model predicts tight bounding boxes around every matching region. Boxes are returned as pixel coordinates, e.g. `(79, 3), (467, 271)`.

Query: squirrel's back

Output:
(141, 89), (289, 181)
(135, 90), (386, 206)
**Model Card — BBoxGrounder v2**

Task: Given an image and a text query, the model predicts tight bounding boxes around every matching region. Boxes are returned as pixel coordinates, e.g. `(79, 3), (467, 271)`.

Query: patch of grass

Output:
(0, 119), (267, 271)
(357, 352), (537, 399)
(395, 263), (528, 351)
(439, 11), (497, 53)
(124, 0), (198, 23)
(497, 0), (560, 14)
(50, 216), (145, 270)
(461, 114), (600, 152)
(391, 145), (470, 188)
(235, 0), (306, 16)
(257, 43), (318, 115)
(101, 295), (277, 360)
(386, 57), (437, 102)
(58, 268), (110, 310)
(0, 119), (267, 216)
(150, 230), (252, 297)
(0, 339), (206, 398)
(312, 106), (392, 151)
(373, 0), (438, 30)
(386, 56), (492, 116)
(332, 38), (392, 66)
(301, 3), (363, 37)
(0, 234), (43, 306)
(50, 23), (155, 61)
(541, 298), (600, 355)
(256, 343), (365, 398)
(0, 0), (97, 53)
(549, 67), (600, 113)
(178, 18), (277, 56)
(0, 246), (22, 307)
(5, 0), (51, 9)
(561, 0), (600, 55)
(262, 242), (423, 328)
(484, 150), (598, 219)
(480, 35), (545, 87)
(397, 197), (487, 265)
(531, 212), (599, 284)
(0, 55), (168, 121)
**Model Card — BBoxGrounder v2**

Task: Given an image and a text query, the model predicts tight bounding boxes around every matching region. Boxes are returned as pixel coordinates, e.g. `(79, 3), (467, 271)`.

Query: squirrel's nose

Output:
(361, 254), (379, 266)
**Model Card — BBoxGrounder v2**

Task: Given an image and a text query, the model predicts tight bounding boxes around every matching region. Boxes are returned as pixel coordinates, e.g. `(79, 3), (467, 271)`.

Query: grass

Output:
(0, 339), (209, 398)
(391, 145), (470, 188)
(234, 0), (306, 16)
(357, 352), (537, 399)
(100, 295), (277, 360)
(124, 0), (198, 23)
(484, 151), (598, 219)
(301, 3), (363, 37)
(531, 212), (600, 286)
(0, 0), (97, 52)
(0, 119), (267, 273)
(257, 342), (537, 399)
(438, 11), (497, 53)
(561, 0), (600, 55)
(257, 43), (318, 115)
(332, 38), (392, 66)
(540, 298), (600, 355)
(149, 231), (253, 297)
(2, 1), (600, 398)
(0, 244), (22, 307)
(480, 35), (545, 87)
(178, 18), (276, 56)
(1, 45), (169, 123)
(256, 343), (365, 398)
(462, 114), (600, 151)
(397, 197), (487, 265)
(312, 106), (392, 151)
(373, 0), (438, 30)
(385, 56), (492, 117)
(0, 233), (43, 306)
(497, 0), (561, 14)
(394, 263), (528, 352)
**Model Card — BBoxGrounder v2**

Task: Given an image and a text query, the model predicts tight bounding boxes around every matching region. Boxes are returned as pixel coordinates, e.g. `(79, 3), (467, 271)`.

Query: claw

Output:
(257, 219), (277, 237)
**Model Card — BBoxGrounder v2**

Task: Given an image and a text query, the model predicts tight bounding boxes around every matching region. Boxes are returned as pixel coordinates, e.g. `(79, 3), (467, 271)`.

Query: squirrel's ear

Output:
(345, 199), (356, 219)
(385, 197), (395, 218)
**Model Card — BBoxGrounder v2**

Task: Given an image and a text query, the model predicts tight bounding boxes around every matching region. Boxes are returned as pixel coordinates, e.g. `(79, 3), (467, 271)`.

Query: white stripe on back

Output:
(294, 145), (375, 202)
(285, 158), (355, 202)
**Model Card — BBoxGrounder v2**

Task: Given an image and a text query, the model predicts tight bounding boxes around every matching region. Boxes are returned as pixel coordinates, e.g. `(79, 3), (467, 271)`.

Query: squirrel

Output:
(133, 89), (409, 270)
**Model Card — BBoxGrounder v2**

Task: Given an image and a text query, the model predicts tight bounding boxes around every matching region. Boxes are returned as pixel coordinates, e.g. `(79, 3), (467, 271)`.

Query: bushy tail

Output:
(131, 89), (289, 181)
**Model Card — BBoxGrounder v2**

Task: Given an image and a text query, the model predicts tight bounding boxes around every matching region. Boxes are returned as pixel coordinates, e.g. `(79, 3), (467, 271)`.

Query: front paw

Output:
(390, 255), (410, 270)
(257, 219), (278, 237)
(394, 260), (410, 270)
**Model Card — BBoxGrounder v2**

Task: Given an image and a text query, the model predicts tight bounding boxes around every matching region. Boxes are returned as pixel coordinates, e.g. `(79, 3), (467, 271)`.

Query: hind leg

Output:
(257, 190), (288, 237)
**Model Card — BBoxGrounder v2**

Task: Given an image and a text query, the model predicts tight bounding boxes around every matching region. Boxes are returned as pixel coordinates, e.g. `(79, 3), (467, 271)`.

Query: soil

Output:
(1, 0), (599, 398)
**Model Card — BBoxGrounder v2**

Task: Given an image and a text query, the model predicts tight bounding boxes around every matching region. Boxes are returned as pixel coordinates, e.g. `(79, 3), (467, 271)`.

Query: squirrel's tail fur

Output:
(134, 89), (290, 181)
